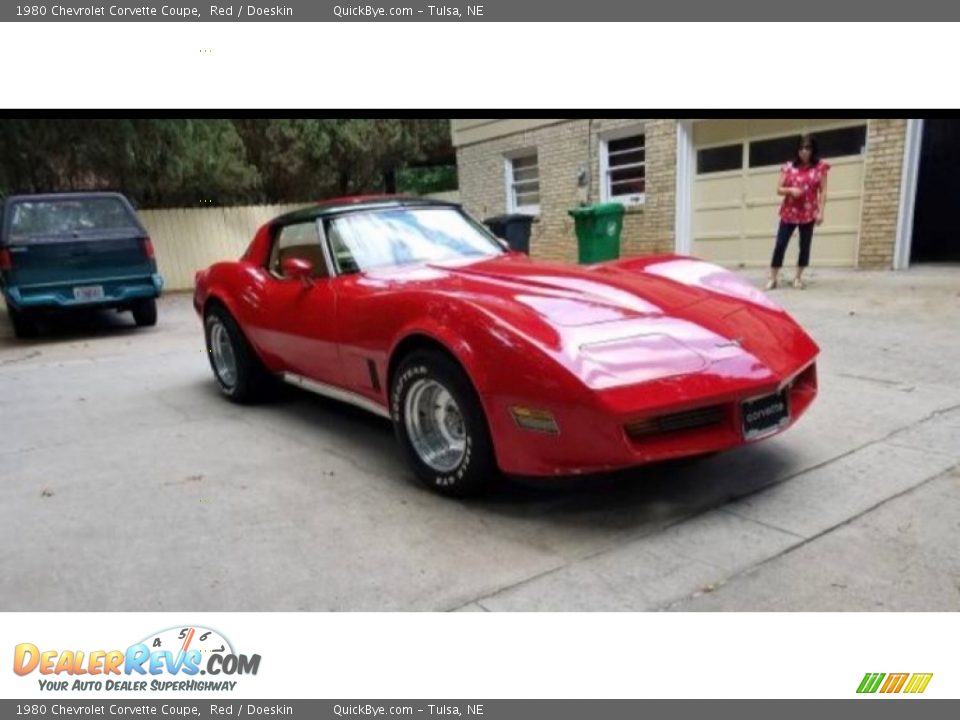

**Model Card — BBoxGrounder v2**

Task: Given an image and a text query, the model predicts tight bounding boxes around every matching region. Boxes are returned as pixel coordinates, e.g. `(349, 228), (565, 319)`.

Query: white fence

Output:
(140, 203), (308, 291)
(143, 191), (460, 291)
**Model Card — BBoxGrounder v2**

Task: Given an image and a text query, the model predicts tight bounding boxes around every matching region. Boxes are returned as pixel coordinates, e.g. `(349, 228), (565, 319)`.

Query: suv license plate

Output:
(73, 285), (105, 301)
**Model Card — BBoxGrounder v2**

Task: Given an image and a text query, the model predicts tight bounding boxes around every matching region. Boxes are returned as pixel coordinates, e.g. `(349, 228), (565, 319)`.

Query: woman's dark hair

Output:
(792, 134), (820, 167)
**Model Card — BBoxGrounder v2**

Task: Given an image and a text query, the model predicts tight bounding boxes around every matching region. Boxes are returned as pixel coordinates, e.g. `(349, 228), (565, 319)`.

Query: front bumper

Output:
(5, 273), (164, 311)
(485, 361), (818, 477)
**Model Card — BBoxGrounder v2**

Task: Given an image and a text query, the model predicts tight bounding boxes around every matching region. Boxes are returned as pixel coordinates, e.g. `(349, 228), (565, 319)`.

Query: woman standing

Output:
(766, 135), (829, 290)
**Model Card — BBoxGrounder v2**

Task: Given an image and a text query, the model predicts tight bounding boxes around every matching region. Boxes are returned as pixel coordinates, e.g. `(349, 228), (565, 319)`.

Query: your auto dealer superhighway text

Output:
(41, 4), (293, 17)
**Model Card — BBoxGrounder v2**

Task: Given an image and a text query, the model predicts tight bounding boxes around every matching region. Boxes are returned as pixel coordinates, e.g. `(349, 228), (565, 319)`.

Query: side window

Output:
(268, 221), (329, 279)
(325, 220), (361, 275)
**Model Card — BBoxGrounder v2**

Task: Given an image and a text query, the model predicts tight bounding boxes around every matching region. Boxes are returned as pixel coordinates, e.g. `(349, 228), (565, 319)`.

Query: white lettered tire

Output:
(391, 350), (497, 496)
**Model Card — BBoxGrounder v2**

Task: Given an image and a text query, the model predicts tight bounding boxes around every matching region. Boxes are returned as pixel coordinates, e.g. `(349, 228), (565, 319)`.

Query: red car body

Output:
(194, 197), (818, 477)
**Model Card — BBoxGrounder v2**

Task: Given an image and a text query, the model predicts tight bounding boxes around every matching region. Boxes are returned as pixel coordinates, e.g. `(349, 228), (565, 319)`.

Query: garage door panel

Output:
(742, 158), (861, 192)
(743, 212), (783, 237)
(825, 195), (862, 226)
(744, 163), (860, 198)
(691, 121), (865, 267)
(738, 236), (777, 267)
(695, 120), (864, 152)
(744, 201), (780, 220)
(744, 168), (780, 196)
(811, 231), (859, 266)
(693, 238), (744, 263)
(745, 119), (861, 139)
(738, 230), (858, 268)
(694, 173), (743, 204)
(693, 120), (747, 147)
(693, 207), (742, 236)
(825, 160), (863, 192)
(744, 192), (861, 236)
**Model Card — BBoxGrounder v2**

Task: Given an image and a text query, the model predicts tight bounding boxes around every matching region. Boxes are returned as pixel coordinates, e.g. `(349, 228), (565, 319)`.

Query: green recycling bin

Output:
(568, 202), (625, 264)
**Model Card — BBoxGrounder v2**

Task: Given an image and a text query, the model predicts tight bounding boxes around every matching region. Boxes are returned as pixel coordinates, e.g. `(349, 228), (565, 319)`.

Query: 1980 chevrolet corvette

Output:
(194, 196), (818, 495)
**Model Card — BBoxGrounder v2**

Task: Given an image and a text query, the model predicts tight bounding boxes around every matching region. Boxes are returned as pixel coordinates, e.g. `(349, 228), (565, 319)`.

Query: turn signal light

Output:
(510, 406), (559, 434)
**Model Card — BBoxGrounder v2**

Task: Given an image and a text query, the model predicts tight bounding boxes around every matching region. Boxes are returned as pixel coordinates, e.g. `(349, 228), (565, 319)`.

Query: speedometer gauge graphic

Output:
(138, 626), (234, 658)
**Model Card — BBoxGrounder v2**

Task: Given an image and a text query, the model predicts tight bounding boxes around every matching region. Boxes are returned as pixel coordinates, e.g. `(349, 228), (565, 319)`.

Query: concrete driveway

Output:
(1, 266), (958, 611)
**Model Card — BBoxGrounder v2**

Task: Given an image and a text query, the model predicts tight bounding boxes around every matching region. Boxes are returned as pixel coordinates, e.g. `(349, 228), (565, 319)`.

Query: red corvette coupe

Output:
(194, 196), (818, 495)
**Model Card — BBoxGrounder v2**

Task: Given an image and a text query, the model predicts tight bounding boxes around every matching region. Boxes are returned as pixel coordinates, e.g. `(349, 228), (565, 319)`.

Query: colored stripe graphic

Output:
(880, 673), (909, 693)
(904, 673), (933, 694)
(857, 672), (933, 694)
(857, 673), (885, 693)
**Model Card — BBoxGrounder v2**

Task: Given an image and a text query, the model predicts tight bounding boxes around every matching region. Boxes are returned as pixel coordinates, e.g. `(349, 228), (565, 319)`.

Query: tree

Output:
(0, 118), (454, 207)
(234, 119), (454, 200)
(121, 120), (260, 206)
(233, 119), (336, 202)
(0, 119), (259, 207)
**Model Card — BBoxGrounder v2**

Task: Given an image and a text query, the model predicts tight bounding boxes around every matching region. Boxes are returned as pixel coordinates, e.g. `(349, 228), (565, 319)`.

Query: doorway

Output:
(910, 119), (960, 263)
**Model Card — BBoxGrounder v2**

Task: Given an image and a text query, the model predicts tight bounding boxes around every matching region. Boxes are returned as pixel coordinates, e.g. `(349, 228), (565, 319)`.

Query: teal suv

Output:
(1, 192), (163, 338)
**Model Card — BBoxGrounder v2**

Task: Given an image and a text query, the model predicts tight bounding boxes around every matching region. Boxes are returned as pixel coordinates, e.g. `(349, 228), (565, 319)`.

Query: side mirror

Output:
(281, 257), (314, 284)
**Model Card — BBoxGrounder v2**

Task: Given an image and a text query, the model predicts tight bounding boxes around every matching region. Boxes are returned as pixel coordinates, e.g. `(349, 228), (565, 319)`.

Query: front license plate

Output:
(742, 391), (789, 439)
(73, 285), (105, 302)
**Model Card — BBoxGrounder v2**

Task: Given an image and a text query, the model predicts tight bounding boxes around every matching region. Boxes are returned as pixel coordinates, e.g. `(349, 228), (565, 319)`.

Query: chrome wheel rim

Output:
(209, 319), (238, 389)
(404, 379), (466, 473)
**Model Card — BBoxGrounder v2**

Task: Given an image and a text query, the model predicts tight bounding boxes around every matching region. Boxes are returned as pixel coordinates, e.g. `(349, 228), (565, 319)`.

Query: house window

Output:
(602, 133), (645, 205)
(696, 144), (744, 174)
(505, 152), (540, 215)
(749, 135), (806, 168)
(748, 125), (868, 168)
(816, 125), (868, 158)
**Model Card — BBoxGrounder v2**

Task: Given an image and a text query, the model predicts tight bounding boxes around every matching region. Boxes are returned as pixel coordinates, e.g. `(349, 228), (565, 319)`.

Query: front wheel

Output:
(391, 350), (497, 496)
(132, 298), (158, 327)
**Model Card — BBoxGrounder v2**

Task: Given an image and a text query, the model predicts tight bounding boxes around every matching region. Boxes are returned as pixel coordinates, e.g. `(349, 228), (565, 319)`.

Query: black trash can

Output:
(483, 214), (535, 254)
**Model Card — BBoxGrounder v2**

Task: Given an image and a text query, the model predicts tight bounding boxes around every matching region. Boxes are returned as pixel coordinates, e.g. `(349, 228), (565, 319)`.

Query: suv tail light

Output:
(0, 248), (12, 271)
(142, 237), (156, 260)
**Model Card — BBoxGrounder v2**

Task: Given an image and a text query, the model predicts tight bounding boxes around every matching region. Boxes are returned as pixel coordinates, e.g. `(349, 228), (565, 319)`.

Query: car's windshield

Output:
(325, 206), (504, 273)
(7, 196), (139, 239)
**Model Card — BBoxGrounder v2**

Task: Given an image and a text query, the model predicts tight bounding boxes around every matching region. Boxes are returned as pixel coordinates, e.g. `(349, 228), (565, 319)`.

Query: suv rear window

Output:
(7, 197), (140, 240)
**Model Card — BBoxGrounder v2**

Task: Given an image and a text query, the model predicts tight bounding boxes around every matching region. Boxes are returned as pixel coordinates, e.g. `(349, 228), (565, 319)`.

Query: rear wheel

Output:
(8, 306), (39, 339)
(391, 350), (497, 496)
(132, 298), (158, 327)
(204, 305), (273, 403)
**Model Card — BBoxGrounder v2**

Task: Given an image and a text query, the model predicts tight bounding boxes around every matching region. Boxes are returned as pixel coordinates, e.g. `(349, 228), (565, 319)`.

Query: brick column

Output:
(858, 119), (907, 269)
(642, 119), (678, 256)
(589, 119), (677, 258)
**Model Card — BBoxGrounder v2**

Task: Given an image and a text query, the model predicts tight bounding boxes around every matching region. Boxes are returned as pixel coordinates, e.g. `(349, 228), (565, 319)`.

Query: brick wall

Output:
(456, 119), (677, 263)
(590, 119), (677, 258)
(457, 118), (909, 269)
(858, 119), (907, 269)
(456, 120), (586, 262)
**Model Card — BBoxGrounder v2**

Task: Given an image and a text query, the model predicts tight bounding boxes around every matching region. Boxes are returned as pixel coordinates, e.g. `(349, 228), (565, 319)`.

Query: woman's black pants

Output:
(771, 220), (814, 269)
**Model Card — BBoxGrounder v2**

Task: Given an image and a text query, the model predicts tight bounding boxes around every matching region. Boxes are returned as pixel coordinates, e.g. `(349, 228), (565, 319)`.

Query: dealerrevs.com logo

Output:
(13, 626), (261, 692)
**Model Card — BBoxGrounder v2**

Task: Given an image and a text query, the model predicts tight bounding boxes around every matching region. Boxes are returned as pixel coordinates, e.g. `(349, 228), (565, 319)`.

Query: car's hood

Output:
(364, 254), (818, 389)
(369, 254), (708, 320)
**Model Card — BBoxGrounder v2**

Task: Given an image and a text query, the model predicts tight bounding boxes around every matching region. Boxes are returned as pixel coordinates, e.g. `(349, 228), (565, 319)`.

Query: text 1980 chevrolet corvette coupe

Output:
(194, 196), (818, 495)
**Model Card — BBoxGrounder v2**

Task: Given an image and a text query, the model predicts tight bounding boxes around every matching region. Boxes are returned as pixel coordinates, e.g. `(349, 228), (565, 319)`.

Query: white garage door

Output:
(691, 120), (867, 267)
